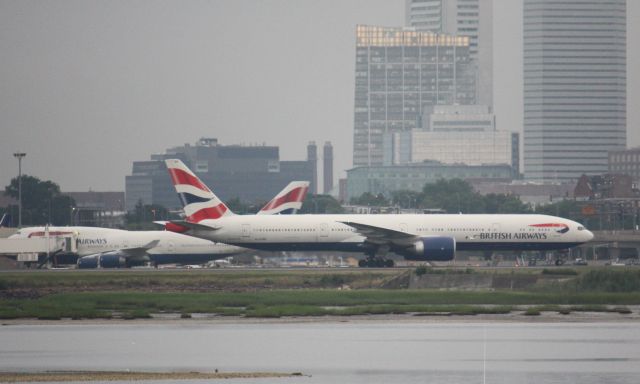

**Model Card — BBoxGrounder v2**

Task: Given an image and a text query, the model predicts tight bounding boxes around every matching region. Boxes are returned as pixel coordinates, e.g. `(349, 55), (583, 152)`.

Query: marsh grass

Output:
(0, 270), (401, 291)
(541, 268), (578, 276)
(2, 289), (639, 319)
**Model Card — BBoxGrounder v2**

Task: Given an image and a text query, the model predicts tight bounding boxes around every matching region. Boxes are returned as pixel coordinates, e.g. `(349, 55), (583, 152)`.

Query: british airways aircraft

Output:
(10, 180), (309, 268)
(164, 159), (594, 267)
(10, 226), (245, 268)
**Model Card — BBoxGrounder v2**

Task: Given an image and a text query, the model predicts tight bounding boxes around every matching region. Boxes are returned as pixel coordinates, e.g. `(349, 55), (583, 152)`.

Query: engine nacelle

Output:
(77, 252), (127, 269)
(403, 236), (456, 261)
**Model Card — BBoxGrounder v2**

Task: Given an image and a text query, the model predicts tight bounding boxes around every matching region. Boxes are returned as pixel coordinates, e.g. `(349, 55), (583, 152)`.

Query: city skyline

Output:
(1, 0), (639, 192)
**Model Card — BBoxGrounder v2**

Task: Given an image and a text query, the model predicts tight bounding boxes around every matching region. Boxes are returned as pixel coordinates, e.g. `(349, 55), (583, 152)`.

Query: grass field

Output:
(0, 269), (403, 292)
(1, 267), (639, 319)
(1, 289), (639, 320)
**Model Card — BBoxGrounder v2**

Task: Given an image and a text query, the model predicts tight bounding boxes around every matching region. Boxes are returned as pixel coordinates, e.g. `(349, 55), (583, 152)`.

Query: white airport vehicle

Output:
(164, 159), (594, 267)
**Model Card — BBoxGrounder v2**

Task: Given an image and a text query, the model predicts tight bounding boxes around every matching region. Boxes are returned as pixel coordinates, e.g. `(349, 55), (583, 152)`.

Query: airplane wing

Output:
(117, 239), (161, 258)
(77, 239), (161, 268)
(338, 221), (418, 246)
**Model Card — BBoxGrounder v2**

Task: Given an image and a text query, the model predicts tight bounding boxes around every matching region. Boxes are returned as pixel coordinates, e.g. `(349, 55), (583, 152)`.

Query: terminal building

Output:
(125, 138), (316, 212)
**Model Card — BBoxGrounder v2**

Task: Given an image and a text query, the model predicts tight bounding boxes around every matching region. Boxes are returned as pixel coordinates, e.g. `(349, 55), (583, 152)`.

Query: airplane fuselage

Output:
(186, 214), (593, 254)
(11, 226), (246, 264)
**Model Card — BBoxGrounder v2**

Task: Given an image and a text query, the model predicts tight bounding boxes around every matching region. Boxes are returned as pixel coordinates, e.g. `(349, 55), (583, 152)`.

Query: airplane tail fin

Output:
(164, 159), (235, 222)
(257, 181), (310, 215)
(0, 213), (12, 228)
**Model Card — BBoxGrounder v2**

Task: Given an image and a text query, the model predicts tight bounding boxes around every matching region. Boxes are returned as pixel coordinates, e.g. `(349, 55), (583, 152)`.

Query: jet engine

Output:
(77, 252), (128, 269)
(402, 236), (456, 261)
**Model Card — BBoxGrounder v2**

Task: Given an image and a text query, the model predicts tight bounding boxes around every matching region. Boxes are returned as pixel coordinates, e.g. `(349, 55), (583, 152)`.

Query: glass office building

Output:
(523, 0), (626, 182)
(353, 25), (476, 167)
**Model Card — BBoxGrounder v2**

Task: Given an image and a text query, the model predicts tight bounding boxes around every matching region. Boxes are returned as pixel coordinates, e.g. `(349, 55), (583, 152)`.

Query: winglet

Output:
(142, 239), (161, 250)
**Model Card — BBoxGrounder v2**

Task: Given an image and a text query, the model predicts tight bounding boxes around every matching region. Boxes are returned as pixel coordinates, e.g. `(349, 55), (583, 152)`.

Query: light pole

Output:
(13, 152), (26, 227)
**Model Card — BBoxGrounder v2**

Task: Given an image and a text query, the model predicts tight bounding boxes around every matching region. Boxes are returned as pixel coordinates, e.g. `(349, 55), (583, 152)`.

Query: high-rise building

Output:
(406, 0), (493, 107)
(353, 25), (475, 167)
(307, 141), (318, 195)
(609, 148), (640, 181)
(523, 0), (626, 182)
(323, 141), (333, 194)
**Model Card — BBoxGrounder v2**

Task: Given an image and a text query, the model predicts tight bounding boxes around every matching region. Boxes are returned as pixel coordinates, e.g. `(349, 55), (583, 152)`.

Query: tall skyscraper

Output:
(307, 141), (318, 195)
(353, 25), (475, 167)
(523, 0), (626, 182)
(323, 141), (333, 194)
(406, 0), (493, 107)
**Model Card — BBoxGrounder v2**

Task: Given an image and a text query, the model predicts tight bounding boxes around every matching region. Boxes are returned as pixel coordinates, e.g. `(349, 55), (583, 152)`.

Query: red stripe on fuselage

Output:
(529, 223), (568, 228)
(187, 204), (228, 222)
(262, 186), (308, 211)
(167, 168), (210, 192)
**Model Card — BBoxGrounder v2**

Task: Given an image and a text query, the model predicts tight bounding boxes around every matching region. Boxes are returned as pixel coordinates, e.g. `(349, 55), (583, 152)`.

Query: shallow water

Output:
(1, 321), (639, 383)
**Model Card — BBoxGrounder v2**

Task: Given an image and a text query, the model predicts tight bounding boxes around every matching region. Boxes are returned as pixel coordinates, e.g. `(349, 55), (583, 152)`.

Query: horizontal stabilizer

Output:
(168, 220), (219, 231)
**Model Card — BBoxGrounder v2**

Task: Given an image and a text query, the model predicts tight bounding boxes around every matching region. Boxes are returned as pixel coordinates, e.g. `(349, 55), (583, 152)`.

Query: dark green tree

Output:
(535, 200), (582, 220)
(225, 197), (260, 214)
(300, 194), (345, 214)
(4, 175), (75, 225)
(391, 190), (423, 209)
(421, 179), (485, 213)
(125, 200), (172, 229)
(483, 193), (532, 214)
(350, 192), (389, 207)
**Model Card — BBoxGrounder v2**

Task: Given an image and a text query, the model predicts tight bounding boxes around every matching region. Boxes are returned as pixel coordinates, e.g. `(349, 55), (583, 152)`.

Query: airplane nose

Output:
(585, 230), (594, 242)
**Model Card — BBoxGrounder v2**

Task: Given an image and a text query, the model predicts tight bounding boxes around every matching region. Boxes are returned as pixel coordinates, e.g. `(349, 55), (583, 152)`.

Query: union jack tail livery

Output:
(257, 181), (309, 215)
(0, 213), (12, 228)
(165, 159), (235, 222)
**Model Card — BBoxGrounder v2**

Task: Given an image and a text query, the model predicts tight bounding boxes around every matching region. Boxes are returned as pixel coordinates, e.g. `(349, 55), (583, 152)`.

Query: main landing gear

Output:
(358, 257), (394, 268)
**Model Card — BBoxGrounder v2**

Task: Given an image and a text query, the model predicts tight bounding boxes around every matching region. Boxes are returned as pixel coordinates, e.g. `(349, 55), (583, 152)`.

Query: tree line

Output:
(350, 179), (532, 214)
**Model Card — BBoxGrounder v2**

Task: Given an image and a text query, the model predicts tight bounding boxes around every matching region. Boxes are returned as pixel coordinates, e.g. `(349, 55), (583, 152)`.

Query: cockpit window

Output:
(578, 226), (585, 231)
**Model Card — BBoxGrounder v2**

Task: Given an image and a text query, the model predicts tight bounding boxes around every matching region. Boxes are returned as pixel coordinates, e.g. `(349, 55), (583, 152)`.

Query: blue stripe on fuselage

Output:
(223, 241), (583, 253)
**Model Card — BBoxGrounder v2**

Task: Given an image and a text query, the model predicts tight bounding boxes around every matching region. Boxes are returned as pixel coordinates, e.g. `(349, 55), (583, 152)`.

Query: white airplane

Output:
(10, 180), (310, 268)
(10, 226), (244, 268)
(164, 159), (594, 267)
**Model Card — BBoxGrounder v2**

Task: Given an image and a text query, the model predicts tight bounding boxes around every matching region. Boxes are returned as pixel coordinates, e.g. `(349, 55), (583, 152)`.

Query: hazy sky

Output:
(1, 0), (638, 191)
